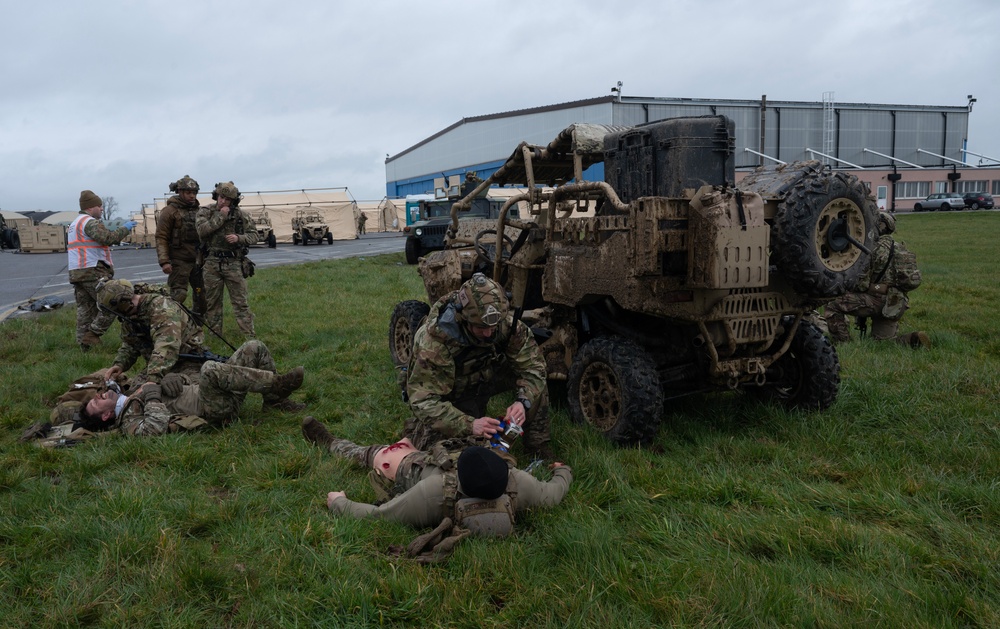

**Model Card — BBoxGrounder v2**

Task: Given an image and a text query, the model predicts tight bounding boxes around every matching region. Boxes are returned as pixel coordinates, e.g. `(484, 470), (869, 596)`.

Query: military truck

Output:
(0, 215), (20, 251)
(292, 209), (333, 245)
(403, 172), (520, 264)
(389, 116), (876, 444)
(249, 210), (277, 248)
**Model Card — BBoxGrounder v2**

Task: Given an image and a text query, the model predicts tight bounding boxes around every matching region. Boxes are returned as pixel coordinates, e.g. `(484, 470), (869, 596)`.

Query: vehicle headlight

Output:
(415, 228), (423, 236)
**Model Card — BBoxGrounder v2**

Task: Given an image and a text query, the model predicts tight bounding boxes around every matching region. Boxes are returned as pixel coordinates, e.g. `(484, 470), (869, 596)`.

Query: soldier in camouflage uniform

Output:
(302, 416), (572, 532)
(80, 339), (306, 434)
(403, 273), (552, 459)
(97, 279), (211, 385)
(824, 212), (930, 348)
(155, 175), (207, 317)
(67, 190), (137, 350)
(196, 181), (258, 338)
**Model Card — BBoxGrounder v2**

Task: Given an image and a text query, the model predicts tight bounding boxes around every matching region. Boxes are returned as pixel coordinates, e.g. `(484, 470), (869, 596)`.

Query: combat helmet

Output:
(212, 181), (241, 202)
(97, 279), (136, 316)
(455, 273), (509, 328)
(877, 211), (896, 235)
(169, 175), (200, 193)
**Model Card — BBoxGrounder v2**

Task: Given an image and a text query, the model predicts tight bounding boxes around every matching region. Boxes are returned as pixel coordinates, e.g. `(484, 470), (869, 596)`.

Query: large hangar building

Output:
(385, 94), (999, 212)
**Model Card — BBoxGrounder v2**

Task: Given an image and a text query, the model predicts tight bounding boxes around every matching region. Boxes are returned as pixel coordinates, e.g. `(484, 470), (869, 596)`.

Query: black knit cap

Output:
(457, 446), (509, 500)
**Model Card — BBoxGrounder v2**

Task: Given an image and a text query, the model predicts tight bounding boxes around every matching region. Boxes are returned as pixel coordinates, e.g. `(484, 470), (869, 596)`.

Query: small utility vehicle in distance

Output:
(292, 209), (333, 245)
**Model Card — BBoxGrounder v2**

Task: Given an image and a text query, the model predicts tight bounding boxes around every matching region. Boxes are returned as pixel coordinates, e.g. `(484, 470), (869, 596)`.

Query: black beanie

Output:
(457, 446), (509, 500)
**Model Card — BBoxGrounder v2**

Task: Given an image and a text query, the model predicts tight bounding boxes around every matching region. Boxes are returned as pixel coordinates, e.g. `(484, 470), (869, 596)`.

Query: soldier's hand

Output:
(225, 234), (239, 244)
(471, 416), (502, 438)
(161, 373), (184, 398)
(504, 401), (528, 427)
(140, 383), (162, 403)
(161, 263), (172, 275)
(327, 491), (347, 509)
(550, 462), (566, 469)
(105, 365), (124, 382)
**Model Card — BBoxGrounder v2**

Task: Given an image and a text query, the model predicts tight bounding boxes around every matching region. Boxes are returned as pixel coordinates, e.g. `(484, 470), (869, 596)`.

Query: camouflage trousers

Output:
(824, 292), (901, 342)
(203, 257), (255, 338)
(198, 339), (277, 424)
(167, 259), (207, 317)
(71, 276), (116, 344)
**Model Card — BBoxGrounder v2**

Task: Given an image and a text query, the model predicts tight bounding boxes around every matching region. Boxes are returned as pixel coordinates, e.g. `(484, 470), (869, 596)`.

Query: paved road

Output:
(0, 232), (406, 322)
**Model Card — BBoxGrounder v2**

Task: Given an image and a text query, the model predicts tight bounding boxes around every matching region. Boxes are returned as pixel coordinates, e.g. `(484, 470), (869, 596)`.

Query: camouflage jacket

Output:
(112, 294), (205, 382)
(330, 464), (572, 529)
(858, 234), (911, 318)
(195, 204), (258, 254)
(406, 295), (547, 439)
(67, 214), (131, 283)
(116, 383), (204, 437)
(857, 234), (893, 293)
(155, 195), (201, 265)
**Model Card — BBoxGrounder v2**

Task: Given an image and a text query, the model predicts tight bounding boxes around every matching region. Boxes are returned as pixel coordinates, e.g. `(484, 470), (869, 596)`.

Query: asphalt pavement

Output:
(0, 232), (406, 322)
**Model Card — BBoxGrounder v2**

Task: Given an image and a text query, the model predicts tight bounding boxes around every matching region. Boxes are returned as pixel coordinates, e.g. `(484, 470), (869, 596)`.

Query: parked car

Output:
(962, 192), (994, 210)
(913, 192), (965, 212)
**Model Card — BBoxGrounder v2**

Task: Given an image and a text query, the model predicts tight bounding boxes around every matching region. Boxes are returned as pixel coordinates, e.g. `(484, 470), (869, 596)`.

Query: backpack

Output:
(891, 240), (922, 292)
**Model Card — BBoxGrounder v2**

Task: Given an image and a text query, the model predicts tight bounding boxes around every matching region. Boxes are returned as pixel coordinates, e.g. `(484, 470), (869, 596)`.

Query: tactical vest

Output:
(434, 304), (512, 395)
(166, 197), (201, 254)
(443, 461), (518, 538)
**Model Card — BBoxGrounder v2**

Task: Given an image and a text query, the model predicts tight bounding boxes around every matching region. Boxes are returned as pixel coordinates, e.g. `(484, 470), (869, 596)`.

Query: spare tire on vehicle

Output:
(770, 169), (877, 299)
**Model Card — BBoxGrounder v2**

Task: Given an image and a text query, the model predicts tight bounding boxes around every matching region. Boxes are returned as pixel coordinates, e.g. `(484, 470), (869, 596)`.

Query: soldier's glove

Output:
(141, 383), (162, 404)
(161, 373), (184, 398)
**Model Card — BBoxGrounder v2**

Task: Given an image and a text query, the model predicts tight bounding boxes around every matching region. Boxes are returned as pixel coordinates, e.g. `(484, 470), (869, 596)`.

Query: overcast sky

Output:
(2, 0), (997, 218)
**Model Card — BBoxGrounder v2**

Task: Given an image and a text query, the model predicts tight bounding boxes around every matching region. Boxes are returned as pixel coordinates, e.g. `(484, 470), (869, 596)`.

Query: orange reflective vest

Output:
(67, 215), (112, 270)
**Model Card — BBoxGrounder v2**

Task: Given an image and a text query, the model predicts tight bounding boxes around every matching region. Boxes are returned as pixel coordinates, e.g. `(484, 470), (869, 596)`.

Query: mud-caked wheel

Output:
(772, 171), (876, 298)
(389, 300), (430, 368)
(405, 237), (421, 265)
(567, 337), (663, 445)
(748, 318), (839, 411)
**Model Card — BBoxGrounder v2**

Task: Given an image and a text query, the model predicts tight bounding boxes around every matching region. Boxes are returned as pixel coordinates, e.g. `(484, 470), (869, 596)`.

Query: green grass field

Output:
(1, 213), (998, 627)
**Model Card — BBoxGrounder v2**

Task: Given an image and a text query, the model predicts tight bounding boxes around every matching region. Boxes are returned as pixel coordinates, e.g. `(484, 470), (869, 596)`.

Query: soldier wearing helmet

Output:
(95, 278), (208, 384)
(824, 211), (929, 348)
(155, 175), (207, 318)
(67, 190), (137, 351)
(402, 273), (552, 459)
(195, 181), (259, 339)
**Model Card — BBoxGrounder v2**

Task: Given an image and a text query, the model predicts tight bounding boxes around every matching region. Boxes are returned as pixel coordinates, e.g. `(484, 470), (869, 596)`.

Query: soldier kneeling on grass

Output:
(302, 416), (572, 563)
(20, 340), (306, 447)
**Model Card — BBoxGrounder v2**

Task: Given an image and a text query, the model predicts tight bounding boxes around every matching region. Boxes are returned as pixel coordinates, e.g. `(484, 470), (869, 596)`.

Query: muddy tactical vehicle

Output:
(404, 172), (520, 264)
(389, 115), (877, 445)
(292, 209), (333, 245)
(250, 210), (277, 248)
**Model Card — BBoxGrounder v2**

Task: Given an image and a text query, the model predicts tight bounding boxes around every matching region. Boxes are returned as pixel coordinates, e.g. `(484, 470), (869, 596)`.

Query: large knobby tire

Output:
(301, 229), (310, 245)
(326, 232), (334, 244)
(772, 171), (876, 298)
(266, 233), (277, 248)
(404, 237), (421, 265)
(749, 319), (839, 411)
(9, 231), (20, 250)
(389, 300), (430, 367)
(567, 337), (663, 445)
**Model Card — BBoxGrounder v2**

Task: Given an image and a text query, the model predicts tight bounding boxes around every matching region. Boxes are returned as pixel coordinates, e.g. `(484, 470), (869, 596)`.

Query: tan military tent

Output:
(355, 198), (405, 233)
